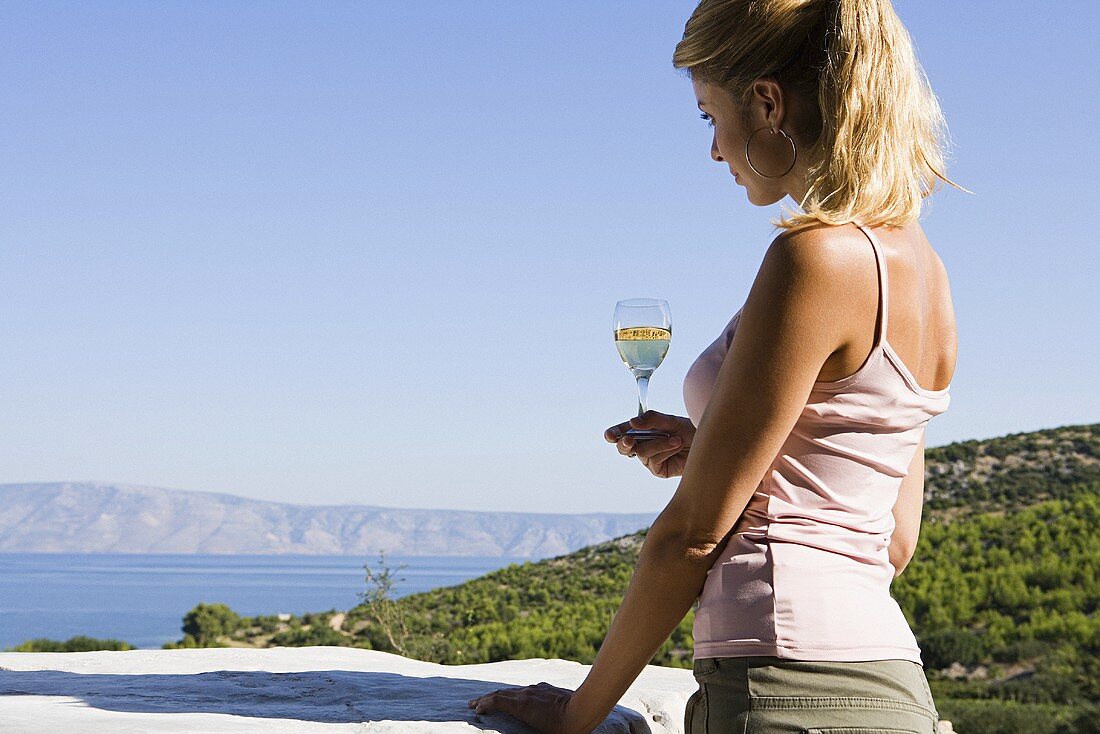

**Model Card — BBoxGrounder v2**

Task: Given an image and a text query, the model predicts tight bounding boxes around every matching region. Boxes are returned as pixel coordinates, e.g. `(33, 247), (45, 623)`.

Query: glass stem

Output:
(635, 375), (650, 416)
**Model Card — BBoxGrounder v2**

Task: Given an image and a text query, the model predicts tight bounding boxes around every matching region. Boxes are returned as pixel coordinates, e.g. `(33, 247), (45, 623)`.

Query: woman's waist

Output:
(707, 536), (895, 585)
(734, 487), (895, 536)
(727, 514), (894, 566)
(695, 541), (915, 653)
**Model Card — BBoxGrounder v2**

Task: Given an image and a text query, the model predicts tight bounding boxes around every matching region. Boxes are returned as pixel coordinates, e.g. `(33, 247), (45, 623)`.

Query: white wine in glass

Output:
(614, 298), (672, 441)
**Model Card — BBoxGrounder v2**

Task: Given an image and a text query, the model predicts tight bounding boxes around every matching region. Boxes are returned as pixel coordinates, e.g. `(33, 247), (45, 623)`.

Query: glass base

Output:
(625, 428), (670, 441)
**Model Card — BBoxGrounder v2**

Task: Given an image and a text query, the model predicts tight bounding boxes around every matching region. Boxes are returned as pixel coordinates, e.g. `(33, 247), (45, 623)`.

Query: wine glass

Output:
(613, 298), (672, 441)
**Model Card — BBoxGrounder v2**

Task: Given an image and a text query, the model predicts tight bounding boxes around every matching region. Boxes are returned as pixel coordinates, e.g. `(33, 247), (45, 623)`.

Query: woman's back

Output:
(816, 222), (957, 394)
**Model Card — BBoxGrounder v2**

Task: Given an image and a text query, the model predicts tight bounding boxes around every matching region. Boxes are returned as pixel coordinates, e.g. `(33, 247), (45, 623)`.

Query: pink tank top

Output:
(683, 225), (950, 664)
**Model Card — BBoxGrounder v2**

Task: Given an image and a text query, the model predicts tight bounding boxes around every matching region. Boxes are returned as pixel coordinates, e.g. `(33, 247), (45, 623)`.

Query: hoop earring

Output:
(745, 126), (797, 179)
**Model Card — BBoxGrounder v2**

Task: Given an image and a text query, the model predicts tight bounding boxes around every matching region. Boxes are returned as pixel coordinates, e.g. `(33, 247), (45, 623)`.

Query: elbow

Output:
(888, 540), (915, 578)
(645, 518), (726, 570)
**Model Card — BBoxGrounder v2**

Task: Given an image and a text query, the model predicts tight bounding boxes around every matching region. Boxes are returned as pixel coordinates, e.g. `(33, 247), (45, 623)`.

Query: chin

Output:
(745, 188), (787, 207)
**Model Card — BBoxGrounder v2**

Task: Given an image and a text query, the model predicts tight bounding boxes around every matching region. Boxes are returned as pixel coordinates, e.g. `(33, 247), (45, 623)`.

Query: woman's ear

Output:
(749, 78), (786, 130)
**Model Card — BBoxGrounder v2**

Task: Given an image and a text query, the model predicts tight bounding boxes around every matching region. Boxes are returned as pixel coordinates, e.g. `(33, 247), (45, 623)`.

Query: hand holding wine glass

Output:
(605, 410), (696, 478)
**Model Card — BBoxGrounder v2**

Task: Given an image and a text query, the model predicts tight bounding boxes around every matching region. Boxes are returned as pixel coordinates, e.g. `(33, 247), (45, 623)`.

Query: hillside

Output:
(199, 422), (1099, 734)
(922, 422), (1100, 510)
(0, 482), (653, 557)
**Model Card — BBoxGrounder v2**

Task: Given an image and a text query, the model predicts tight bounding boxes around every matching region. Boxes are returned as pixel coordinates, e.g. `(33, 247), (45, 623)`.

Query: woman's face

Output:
(692, 78), (796, 206)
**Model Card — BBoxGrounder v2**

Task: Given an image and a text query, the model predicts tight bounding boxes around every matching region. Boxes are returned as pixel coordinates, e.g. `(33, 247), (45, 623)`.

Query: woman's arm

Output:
(889, 433), (926, 577)
(472, 228), (858, 732)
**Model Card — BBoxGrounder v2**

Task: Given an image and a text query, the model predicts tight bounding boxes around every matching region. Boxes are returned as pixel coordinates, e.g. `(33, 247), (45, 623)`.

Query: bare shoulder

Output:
(757, 223), (879, 304)
(767, 222), (869, 260)
(767, 222), (882, 268)
(736, 224), (875, 373)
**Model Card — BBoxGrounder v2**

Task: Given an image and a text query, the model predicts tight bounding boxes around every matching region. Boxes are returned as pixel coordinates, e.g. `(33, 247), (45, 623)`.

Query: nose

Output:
(710, 132), (723, 163)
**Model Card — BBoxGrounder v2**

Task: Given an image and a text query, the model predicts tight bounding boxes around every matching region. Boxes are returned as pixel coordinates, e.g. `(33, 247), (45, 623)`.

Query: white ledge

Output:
(0, 646), (695, 733)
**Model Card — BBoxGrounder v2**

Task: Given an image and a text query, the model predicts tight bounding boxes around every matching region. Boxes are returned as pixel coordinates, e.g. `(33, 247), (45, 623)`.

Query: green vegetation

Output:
(934, 700), (1100, 734)
(162, 603), (360, 649)
(162, 602), (241, 648)
(164, 422), (1100, 732)
(357, 553), (414, 655)
(352, 533), (690, 666)
(902, 491), (1100, 732)
(923, 422), (1100, 511)
(5, 635), (133, 652)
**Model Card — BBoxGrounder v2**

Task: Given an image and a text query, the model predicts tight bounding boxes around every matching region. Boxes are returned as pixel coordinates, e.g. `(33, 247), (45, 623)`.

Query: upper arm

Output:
(890, 434), (926, 576)
(651, 228), (855, 556)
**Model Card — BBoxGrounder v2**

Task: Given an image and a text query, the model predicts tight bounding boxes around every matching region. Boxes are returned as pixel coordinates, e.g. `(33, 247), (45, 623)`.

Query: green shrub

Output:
(938, 699), (1083, 734)
(181, 602), (241, 646)
(270, 625), (349, 647)
(7, 636), (133, 652)
(919, 629), (986, 668)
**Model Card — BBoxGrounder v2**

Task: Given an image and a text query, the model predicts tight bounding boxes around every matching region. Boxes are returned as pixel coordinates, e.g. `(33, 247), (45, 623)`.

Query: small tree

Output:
(182, 602), (240, 647)
(358, 552), (411, 655)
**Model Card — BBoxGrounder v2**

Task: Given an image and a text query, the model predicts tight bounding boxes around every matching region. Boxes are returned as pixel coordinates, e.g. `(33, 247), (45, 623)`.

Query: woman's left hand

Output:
(467, 682), (576, 733)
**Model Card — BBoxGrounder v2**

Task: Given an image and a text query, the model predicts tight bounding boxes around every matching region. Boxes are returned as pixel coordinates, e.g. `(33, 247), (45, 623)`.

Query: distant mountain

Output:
(0, 482), (655, 557)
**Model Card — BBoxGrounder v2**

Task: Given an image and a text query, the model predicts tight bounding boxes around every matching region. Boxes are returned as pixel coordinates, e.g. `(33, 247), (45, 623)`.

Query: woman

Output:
(469, 0), (957, 731)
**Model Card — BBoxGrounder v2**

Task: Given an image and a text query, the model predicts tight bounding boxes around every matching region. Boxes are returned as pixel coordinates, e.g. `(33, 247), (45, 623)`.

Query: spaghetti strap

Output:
(856, 224), (888, 349)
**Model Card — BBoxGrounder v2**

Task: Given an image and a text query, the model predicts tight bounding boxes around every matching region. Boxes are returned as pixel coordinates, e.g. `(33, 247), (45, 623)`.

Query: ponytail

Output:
(673, 0), (961, 229)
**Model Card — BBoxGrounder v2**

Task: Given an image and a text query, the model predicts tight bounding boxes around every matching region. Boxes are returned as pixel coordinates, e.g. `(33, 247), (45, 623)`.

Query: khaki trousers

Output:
(684, 656), (940, 734)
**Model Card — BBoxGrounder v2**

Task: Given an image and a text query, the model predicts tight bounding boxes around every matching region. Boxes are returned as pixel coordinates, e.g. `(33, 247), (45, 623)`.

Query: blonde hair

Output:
(673, 0), (959, 229)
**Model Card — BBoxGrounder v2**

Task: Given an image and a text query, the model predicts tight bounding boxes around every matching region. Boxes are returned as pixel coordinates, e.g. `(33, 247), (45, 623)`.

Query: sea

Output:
(0, 552), (526, 650)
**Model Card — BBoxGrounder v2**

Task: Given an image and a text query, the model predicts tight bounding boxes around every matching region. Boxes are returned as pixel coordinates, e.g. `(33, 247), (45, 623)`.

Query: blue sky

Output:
(2, 1), (1097, 513)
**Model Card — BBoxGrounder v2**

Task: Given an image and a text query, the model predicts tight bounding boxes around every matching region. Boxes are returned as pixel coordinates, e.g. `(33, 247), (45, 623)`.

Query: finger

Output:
(467, 688), (515, 711)
(631, 435), (682, 461)
(604, 419), (635, 442)
(627, 409), (676, 430)
(466, 691), (512, 713)
(642, 447), (685, 477)
(616, 436), (637, 457)
(474, 689), (524, 715)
